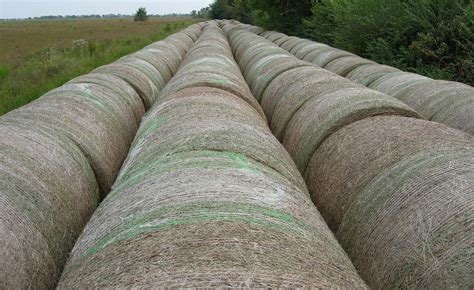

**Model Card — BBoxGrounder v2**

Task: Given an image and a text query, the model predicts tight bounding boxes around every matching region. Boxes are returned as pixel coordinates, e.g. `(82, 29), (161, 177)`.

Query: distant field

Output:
(0, 17), (198, 115)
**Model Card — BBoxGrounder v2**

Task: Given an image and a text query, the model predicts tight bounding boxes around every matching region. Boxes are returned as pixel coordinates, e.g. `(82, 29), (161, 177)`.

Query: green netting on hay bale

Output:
(2, 89), (131, 194)
(282, 87), (421, 174)
(346, 63), (401, 86)
(261, 66), (338, 122)
(324, 56), (375, 77)
(369, 71), (432, 96)
(270, 79), (361, 141)
(123, 93), (304, 191)
(337, 147), (474, 289)
(66, 73), (145, 123)
(114, 57), (166, 94)
(92, 63), (159, 109)
(58, 150), (366, 288)
(0, 122), (99, 289)
(304, 115), (474, 288)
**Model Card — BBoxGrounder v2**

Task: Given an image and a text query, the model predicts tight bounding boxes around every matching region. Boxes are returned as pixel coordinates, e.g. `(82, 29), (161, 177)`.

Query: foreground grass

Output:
(0, 17), (198, 115)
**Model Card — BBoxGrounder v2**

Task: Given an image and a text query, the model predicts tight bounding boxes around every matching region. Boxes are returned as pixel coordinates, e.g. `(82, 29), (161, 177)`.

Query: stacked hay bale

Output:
(58, 22), (367, 288)
(231, 21), (474, 135)
(0, 23), (203, 289)
(222, 22), (474, 289)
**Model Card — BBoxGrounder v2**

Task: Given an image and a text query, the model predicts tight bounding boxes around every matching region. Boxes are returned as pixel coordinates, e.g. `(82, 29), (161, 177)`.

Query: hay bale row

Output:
(58, 22), (367, 288)
(232, 22), (473, 134)
(221, 20), (474, 288)
(0, 23), (204, 289)
(224, 25), (420, 173)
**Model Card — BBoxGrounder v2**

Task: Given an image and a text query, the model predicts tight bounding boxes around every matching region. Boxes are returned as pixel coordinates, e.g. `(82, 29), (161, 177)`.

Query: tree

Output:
(134, 7), (148, 22)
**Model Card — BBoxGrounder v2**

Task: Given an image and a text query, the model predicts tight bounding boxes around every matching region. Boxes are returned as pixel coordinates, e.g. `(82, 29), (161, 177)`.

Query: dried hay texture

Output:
(305, 116), (474, 288)
(115, 57), (166, 91)
(92, 63), (159, 109)
(323, 56), (375, 77)
(126, 49), (174, 82)
(261, 66), (328, 120)
(282, 87), (420, 173)
(308, 48), (355, 67)
(67, 72), (145, 123)
(292, 42), (329, 59)
(58, 23), (367, 288)
(0, 121), (99, 289)
(279, 37), (305, 51)
(346, 63), (402, 86)
(369, 71), (433, 96)
(393, 80), (474, 134)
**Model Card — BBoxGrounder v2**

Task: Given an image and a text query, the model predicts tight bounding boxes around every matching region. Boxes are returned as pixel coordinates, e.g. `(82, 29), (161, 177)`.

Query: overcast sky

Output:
(0, 0), (214, 19)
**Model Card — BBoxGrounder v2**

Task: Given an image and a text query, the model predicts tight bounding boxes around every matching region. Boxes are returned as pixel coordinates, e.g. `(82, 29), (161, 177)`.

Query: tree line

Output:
(208, 0), (473, 85)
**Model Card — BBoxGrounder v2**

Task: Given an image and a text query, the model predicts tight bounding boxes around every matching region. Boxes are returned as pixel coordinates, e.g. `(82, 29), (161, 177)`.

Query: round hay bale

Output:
(129, 49), (174, 82)
(2, 90), (130, 194)
(274, 36), (292, 46)
(239, 47), (291, 77)
(394, 80), (473, 116)
(310, 48), (355, 67)
(280, 37), (306, 51)
(261, 66), (334, 121)
(48, 83), (138, 141)
(246, 57), (312, 101)
(264, 31), (287, 43)
(115, 57), (166, 92)
(338, 147), (474, 288)
(323, 56), (375, 77)
(429, 95), (474, 134)
(269, 78), (361, 140)
(299, 46), (331, 62)
(92, 63), (159, 109)
(66, 73), (145, 123)
(0, 121), (99, 289)
(282, 87), (421, 173)
(144, 42), (184, 72)
(157, 70), (264, 118)
(369, 71), (432, 96)
(138, 47), (181, 77)
(346, 63), (401, 86)
(288, 39), (313, 54)
(306, 116), (474, 231)
(292, 42), (329, 59)
(58, 150), (366, 288)
(305, 116), (474, 288)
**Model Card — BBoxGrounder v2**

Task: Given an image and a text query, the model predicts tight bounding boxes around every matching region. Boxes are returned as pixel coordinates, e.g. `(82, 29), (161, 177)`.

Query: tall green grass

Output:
(0, 20), (192, 115)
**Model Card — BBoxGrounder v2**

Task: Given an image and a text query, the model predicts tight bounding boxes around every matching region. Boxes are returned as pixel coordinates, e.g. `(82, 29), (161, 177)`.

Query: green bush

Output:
(303, 0), (474, 85)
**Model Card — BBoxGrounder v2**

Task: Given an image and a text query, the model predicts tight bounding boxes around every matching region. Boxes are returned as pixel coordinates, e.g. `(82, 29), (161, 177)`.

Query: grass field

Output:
(0, 17), (198, 115)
